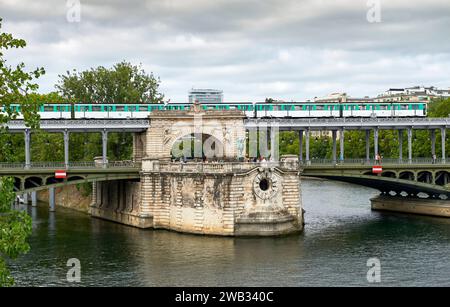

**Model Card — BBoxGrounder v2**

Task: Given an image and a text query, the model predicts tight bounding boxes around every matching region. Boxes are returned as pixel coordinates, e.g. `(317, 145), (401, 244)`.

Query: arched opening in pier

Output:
(171, 133), (224, 161)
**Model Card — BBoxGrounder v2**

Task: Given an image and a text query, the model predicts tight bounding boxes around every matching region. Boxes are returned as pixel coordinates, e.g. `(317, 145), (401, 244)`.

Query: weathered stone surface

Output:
(92, 107), (304, 236)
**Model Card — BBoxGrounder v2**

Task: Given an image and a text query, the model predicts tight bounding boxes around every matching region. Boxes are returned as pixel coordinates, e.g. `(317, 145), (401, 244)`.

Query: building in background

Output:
(375, 86), (450, 102)
(188, 88), (224, 104)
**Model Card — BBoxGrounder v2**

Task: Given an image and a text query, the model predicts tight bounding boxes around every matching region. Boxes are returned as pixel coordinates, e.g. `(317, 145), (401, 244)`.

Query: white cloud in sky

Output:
(1, 0), (449, 102)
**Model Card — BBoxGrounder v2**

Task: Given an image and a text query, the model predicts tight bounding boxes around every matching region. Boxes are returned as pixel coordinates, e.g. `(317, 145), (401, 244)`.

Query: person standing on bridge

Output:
(375, 154), (381, 165)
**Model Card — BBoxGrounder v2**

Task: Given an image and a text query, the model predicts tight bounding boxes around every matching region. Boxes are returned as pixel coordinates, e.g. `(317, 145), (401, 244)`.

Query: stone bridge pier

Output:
(91, 105), (303, 236)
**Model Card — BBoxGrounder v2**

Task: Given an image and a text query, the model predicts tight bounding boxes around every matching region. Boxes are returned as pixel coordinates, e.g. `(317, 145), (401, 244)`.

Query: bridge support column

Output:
(298, 130), (303, 163)
(441, 128), (446, 163)
(431, 129), (436, 161)
(408, 128), (413, 164)
(339, 129), (344, 162)
(24, 129), (31, 169)
(398, 130), (403, 163)
(23, 192), (29, 205)
(102, 129), (108, 168)
(49, 187), (55, 212)
(31, 191), (37, 207)
(374, 128), (379, 159)
(332, 130), (337, 164)
(270, 125), (279, 161)
(305, 129), (310, 164)
(64, 130), (70, 169)
(365, 130), (370, 163)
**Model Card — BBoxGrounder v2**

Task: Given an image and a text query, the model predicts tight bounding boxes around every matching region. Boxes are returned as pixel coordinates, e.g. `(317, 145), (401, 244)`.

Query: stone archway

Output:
(171, 133), (225, 161)
(137, 106), (247, 161)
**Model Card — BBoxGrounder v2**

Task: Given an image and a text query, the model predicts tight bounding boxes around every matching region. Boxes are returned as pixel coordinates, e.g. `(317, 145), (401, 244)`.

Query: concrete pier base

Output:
(371, 195), (450, 218)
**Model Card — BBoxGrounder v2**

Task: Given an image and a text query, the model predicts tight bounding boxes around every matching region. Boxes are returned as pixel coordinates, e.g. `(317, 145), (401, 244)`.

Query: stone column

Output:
(339, 129), (344, 162)
(441, 128), (446, 163)
(332, 130), (337, 164)
(398, 129), (403, 162)
(408, 128), (413, 164)
(64, 130), (70, 169)
(25, 129), (31, 169)
(366, 130), (370, 162)
(298, 130), (303, 162)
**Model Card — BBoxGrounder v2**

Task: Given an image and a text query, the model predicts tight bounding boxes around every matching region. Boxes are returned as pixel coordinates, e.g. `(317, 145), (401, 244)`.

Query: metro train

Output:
(3, 101), (427, 119)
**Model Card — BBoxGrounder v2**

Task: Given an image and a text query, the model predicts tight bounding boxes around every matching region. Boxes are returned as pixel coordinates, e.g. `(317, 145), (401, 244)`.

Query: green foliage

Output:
(0, 18), (44, 287)
(56, 61), (164, 104)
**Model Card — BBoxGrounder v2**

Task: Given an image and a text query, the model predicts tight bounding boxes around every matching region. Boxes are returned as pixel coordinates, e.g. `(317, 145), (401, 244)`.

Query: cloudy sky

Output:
(1, 0), (450, 102)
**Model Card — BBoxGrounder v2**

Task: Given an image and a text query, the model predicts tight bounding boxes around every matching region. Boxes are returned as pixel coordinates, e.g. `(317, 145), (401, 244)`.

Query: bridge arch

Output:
(435, 171), (450, 186)
(381, 171), (397, 178)
(399, 171), (415, 181)
(417, 171), (433, 184)
(24, 176), (44, 189)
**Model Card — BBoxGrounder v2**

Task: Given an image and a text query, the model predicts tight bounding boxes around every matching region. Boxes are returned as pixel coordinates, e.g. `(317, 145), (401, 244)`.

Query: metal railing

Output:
(0, 161), (141, 169)
(302, 158), (449, 166)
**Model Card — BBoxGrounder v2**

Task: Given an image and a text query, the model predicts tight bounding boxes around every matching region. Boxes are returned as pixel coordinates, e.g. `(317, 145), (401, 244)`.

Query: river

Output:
(9, 179), (450, 286)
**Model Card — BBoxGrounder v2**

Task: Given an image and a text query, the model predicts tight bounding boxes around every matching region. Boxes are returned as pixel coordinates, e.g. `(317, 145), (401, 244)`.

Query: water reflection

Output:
(9, 179), (450, 287)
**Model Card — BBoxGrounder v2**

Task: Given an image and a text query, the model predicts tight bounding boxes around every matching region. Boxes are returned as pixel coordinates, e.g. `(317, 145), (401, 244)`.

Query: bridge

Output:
(4, 117), (450, 168)
(3, 115), (450, 225)
(302, 159), (450, 199)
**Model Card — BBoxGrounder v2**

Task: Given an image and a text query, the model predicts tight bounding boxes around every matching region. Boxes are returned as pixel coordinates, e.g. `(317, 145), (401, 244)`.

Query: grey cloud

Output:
(0, 0), (449, 102)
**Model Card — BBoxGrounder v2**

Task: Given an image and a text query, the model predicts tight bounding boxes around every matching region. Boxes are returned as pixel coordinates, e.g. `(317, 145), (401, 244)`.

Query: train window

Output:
(43, 105), (54, 112)
(316, 105), (324, 110)
(92, 105), (102, 112)
(379, 105), (388, 110)
(401, 105), (408, 110)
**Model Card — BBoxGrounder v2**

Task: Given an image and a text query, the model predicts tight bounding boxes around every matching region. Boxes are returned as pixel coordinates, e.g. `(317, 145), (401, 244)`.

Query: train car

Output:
(4, 101), (428, 119)
(255, 102), (340, 118)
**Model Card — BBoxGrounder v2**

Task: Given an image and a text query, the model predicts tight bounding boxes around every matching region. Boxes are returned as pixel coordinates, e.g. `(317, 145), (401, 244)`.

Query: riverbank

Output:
(37, 185), (91, 213)
(371, 195), (450, 218)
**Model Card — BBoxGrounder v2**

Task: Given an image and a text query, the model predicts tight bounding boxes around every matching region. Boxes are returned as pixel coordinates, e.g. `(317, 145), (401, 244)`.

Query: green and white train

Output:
(3, 101), (427, 119)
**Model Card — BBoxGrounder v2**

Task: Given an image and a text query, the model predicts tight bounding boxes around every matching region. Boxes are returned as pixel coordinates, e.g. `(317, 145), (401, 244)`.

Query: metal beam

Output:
(64, 130), (70, 169)
(339, 129), (344, 162)
(298, 130), (303, 162)
(305, 129), (310, 164)
(431, 129), (436, 158)
(408, 128), (413, 164)
(374, 128), (379, 158)
(398, 130), (403, 162)
(24, 129), (31, 169)
(442, 128), (446, 163)
(6, 119), (150, 133)
(332, 130), (337, 164)
(102, 129), (108, 168)
(366, 130), (370, 162)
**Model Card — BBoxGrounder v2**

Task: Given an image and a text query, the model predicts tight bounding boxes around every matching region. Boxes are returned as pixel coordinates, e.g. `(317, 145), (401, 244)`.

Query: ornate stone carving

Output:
(252, 170), (280, 200)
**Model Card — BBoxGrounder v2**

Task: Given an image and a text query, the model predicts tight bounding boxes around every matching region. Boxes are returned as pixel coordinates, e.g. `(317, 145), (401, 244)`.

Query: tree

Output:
(0, 18), (45, 286)
(56, 61), (164, 104)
